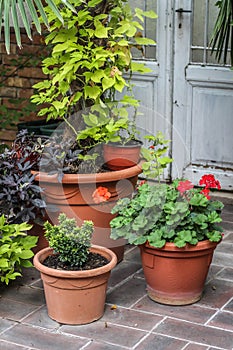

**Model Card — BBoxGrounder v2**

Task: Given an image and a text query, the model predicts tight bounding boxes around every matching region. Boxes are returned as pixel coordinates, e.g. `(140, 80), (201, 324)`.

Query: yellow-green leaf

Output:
(95, 23), (108, 38)
(84, 86), (101, 99)
(135, 37), (156, 45)
(142, 11), (158, 19)
(102, 77), (115, 91)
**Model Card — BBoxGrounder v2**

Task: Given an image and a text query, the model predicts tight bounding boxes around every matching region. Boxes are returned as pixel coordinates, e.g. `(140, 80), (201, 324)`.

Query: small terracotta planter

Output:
(33, 246), (117, 325)
(103, 140), (142, 170)
(140, 240), (220, 305)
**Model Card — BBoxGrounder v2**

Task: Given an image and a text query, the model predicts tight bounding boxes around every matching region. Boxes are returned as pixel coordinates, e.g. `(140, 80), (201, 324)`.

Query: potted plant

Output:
(73, 101), (144, 170)
(31, 0), (157, 139)
(28, 0), (160, 261)
(32, 126), (172, 261)
(0, 132), (47, 252)
(33, 213), (117, 325)
(110, 174), (224, 305)
(29, 0), (158, 172)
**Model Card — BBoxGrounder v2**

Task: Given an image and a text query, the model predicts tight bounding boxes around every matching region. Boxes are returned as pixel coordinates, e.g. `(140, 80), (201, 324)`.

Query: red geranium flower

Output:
(200, 188), (210, 200)
(177, 180), (194, 194)
(199, 174), (221, 190)
(92, 186), (111, 204)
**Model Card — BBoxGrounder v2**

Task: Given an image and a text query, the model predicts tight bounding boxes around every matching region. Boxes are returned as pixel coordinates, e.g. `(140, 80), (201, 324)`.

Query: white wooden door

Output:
(130, 0), (233, 190)
(172, 0), (233, 190)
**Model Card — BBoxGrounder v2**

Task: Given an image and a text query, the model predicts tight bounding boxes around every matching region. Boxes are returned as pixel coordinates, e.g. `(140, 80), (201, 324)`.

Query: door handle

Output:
(175, 8), (192, 13)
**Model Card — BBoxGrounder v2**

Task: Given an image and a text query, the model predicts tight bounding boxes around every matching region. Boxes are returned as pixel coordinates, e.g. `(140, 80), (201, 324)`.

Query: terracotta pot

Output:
(33, 246), (117, 325)
(140, 240), (220, 305)
(34, 163), (142, 262)
(103, 140), (142, 170)
(29, 222), (49, 254)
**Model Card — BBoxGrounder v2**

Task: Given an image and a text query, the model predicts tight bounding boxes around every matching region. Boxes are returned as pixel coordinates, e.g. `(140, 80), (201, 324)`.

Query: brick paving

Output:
(0, 200), (232, 350)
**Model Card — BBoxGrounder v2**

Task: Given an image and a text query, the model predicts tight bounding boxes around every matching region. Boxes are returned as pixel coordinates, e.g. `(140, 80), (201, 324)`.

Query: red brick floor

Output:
(0, 201), (233, 350)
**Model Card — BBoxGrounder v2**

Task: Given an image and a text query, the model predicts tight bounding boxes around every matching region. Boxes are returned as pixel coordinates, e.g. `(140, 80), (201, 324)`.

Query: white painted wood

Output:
(171, 0), (233, 190)
(129, 0), (174, 180)
(171, 0), (193, 180)
(126, 1), (233, 189)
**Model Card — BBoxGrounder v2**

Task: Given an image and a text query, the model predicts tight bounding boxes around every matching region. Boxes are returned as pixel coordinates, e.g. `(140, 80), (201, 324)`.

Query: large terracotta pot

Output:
(35, 163), (142, 262)
(33, 246), (117, 325)
(29, 222), (49, 254)
(140, 240), (220, 305)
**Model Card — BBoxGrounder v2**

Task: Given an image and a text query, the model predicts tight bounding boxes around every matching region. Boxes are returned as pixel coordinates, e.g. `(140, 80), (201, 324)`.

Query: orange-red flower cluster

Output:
(92, 186), (111, 204)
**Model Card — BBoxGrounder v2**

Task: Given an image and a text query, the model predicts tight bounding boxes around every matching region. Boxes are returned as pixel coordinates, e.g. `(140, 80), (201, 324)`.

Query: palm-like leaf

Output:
(210, 0), (233, 66)
(0, 0), (76, 54)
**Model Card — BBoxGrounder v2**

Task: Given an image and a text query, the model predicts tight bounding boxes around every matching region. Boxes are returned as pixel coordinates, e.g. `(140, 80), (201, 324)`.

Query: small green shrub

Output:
(44, 213), (94, 268)
(0, 215), (38, 285)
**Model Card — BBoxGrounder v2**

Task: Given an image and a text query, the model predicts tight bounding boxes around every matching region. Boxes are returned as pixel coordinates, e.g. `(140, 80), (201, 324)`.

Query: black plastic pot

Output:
(17, 120), (62, 136)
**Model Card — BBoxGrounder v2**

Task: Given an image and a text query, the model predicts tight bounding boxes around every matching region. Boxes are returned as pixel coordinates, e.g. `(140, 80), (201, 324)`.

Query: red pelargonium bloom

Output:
(177, 180), (194, 194)
(136, 179), (147, 191)
(92, 186), (111, 204)
(199, 174), (221, 190)
(200, 188), (210, 200)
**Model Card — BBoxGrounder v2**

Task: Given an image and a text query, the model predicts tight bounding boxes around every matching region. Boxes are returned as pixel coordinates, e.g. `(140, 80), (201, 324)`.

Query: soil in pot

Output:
(43, 253), (109, 271)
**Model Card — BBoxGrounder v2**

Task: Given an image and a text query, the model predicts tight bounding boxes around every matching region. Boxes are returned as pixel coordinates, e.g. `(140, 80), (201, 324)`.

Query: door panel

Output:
(182, 66), (233, 190)
(172, 0), (233, 190)
(129, 0), (233, 189)
(128, 0), (173, 181)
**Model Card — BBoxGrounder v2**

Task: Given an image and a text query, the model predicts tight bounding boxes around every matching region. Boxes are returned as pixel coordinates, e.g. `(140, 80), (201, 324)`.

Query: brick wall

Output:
(0, 29), (48, 146)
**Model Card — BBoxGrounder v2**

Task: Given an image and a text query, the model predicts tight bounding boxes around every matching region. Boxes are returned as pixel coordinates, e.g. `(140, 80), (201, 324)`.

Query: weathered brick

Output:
(0, 87), (17, 98)
(6, 77), (31, 88)
(0, 32), (46, 144)
(18, 67), (46, 79)
(0, 42), (17, 55)
(0, 129), (16, 144)
(2, 54), (20, 65)
(18, 88), (34, 99)
(2, 97), (29, 109)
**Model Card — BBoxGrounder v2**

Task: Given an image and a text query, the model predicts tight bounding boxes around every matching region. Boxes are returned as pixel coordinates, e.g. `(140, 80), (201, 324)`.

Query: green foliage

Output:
(0, 0), (76, 54)
(75, 99), (140, 145)
(44, 213), (94, 268)
(31, 0), (157, 144)
(141, 132), (173, 180)
(0, 215), (38, 285)
(110, 181), (224, 249)
(210, 0), (233, 66)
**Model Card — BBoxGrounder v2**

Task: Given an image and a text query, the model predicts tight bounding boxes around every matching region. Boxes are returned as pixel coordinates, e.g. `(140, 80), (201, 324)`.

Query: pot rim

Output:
(143, 239), (220, 252)
(33, 245), (117, 278)
(33, 161), (143, 184)
(103, 140), (143, 148)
